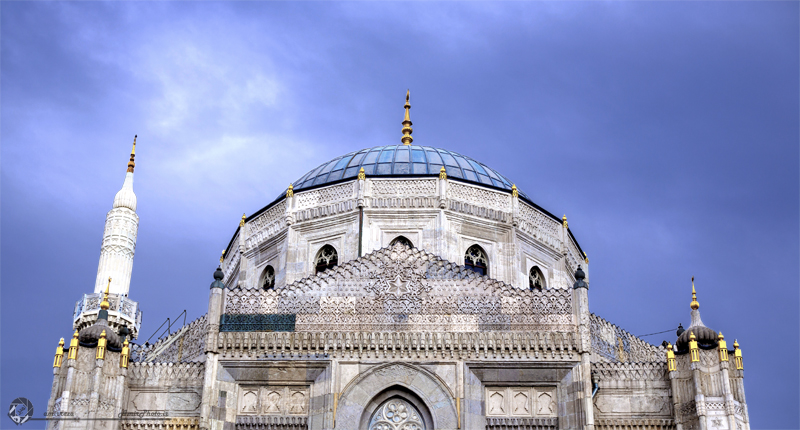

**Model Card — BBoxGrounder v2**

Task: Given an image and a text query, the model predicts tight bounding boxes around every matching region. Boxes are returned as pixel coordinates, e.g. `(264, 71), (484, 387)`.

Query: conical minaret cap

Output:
(113, 135), (138, 211)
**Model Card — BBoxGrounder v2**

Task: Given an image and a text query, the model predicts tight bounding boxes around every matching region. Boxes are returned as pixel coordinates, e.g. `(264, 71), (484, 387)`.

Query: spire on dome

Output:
(127, 135), (137, 173)
(401, 90), (413, 145)
(690, 276), (699, 310)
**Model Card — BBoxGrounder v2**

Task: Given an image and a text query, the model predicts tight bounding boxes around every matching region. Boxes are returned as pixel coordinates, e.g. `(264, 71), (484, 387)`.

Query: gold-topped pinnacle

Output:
(401, 90), (413, 145)
(121, 339), (130, 368)
(127, 135), (137, 173)
(240, 213), (246, 227)
(358, 167), (366, 180)
(96, 329), (107, 360)
(511, 184), (518, 198)
(718, 332), (729, 362)
(733, 340), (743, 369)
(439, 166), (447, 180)
(690, 276), (699, 310)
(666, 342), (676, 371)
(562, 215), (568, 229)
(287, 184), (294, 198)
(68, 330), (79, 360)
(53, 338), (65, 368)
(100, 277), (111, 310)
(584, 252), (589, 264)
(220, 249), (226, 264)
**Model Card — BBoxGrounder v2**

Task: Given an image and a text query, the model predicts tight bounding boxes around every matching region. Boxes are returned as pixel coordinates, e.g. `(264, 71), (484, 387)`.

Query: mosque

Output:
(46, 93), (749, 430)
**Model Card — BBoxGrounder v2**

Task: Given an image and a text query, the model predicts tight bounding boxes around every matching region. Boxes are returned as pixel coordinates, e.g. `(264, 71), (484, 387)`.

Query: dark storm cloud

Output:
(2, 2), (797, 428)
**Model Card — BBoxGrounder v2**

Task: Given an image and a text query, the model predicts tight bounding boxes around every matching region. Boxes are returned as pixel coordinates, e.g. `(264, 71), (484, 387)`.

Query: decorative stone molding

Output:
(246, 201), (288, 250)
(130, 315), (207, 363)
(120, 418), (200, 429)
(235, 415), (308, 430)
(594, 419), (676, 430)
(126, 362), (205, 387)
(371, 179), (436, 196)
(592, 362), (669, 382)
(295, 182), (355, 209)
(448, 182), (511, 211)
(485, 417), (559, 430)
(591, 314), (665, 363)
(516, 203), (562, 250)
(217, 330), (579, 361)
(223, 245), (574, 333)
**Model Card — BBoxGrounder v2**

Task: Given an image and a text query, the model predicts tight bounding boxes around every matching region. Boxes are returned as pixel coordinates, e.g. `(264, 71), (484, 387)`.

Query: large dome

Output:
(291, 145), (529, 199)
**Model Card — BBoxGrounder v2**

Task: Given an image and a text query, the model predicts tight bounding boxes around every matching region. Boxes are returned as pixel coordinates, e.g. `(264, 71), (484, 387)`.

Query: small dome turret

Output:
(210, 266), (225, 289)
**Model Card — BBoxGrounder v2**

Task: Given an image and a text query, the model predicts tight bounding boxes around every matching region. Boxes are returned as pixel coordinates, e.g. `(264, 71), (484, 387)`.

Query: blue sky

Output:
(1, 2), (797, 428)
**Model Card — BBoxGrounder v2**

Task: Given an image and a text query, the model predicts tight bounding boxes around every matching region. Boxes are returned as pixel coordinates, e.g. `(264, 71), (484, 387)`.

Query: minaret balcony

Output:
(73, 293), (142, 339)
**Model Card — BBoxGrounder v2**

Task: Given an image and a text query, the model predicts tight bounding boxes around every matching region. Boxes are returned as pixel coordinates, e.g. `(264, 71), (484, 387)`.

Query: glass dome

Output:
(291, 145), (528, 199)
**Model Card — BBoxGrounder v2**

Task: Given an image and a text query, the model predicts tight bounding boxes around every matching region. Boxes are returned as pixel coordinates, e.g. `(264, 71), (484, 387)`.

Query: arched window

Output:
(315, 245), (338, 274)
(389, 236), (413, 249)
(529, 266), (545, 291)
(464, 245), (488, 276)
(368, 397), (426, 430)
(261, 265), (275, 290)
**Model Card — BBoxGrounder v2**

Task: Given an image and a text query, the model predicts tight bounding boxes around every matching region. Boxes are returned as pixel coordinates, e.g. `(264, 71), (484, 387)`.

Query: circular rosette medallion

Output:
(369, 398), (425, 430)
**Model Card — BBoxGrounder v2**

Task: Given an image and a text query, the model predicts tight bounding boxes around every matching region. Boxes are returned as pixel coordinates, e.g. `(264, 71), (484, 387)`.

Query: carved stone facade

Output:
(46, 144), (749, 430)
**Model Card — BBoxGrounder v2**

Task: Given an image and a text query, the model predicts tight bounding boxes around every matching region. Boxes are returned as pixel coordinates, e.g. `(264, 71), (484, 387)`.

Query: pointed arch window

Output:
(261, 265), (275, 290)
(529, 266), (545, 291)
(390, 236), (413, 249)
(464, 244), (488, 276)
(315, 245), (338, 274)
(368, 397), (426, 430)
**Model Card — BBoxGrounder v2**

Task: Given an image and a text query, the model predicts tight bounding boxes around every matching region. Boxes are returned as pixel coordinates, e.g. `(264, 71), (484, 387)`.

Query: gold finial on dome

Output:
(287, 184), (294, 198)
(100, 277), (111, 310)
(562, 215), (568, 229)
(240, 213), (246, 227)
(511, 184), (518, 198)
(358, 167), (366, 180)
(401, 90), (413, 145)
(439, 166), (447, 180)
(127, 135), (137, 173)
(690, 276), (699, 310)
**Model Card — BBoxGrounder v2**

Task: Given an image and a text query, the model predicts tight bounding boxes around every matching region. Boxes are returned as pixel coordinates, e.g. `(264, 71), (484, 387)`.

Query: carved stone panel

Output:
(485, 387), (556, 418)
(237, 386), (309, 416)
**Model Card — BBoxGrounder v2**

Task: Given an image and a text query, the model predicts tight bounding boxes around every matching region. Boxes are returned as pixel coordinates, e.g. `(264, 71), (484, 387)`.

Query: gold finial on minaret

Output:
(287, 184), (294, 198)
(100, 277), (111, 310)
(562, 215), (568, 229)
(401, 90), (413, 145)
(53, 338), (65, 368)
(439, 166), (447, 180)
(358, 167), (366, 180)
(511, 184), (518, 198)
(127, 135), (137, 173)
(240, 214), (246, 227)
(690, 276), (699, 310)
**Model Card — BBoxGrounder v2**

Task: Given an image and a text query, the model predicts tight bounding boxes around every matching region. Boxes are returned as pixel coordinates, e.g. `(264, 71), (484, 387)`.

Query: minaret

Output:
(94, 135), (139, 296)
(73, 136), (142, 339)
